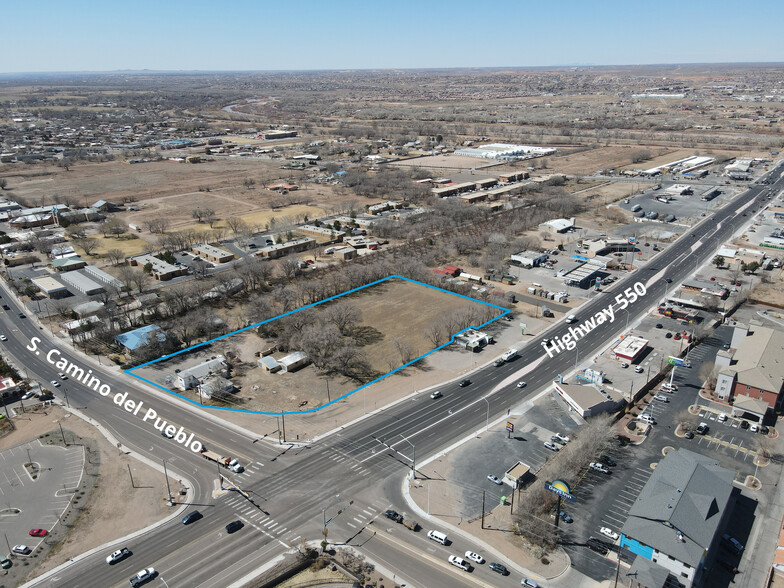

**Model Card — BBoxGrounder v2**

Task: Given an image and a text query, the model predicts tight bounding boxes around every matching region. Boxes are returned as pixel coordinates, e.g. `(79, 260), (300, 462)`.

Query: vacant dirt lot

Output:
(137, 278), (500, 413)
(389, 153), (505, 171)
(549, 145), (645, 175)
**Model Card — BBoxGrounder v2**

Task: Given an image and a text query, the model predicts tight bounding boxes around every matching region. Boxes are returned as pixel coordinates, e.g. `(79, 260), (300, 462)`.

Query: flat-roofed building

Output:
(83, 265), (127, 291)
(503, 461), (532, 489)
(552, 381), (625, 417)
(612, 336), (649, 362)
(539, 217), (575, 234)
(257, 237), (316, 259)
(432, 182), (477, 198)
(510, 250), (548, 268)
(296, 224), (346, 240)
(127, 254), (187, 281)
(32, 276), (70, 299)
(191, 243), (234, 264)
(60, 271), (104, 295)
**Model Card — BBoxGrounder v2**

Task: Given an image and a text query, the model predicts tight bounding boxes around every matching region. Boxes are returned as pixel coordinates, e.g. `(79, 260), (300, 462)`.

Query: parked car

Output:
(653, 394), (669, 402)
(634, 366), (644, 373)
(637, 414), (656, 425)
(589, 462), (610, 474)
(696, 422), (709, 435)
(553, 433), (571, 443)
(750, 423), (759, 433)
(487, 474), (502, 485)
(464, 551), (484, 564)
(28, 528), (47, 537)
(741, 420), (750, 429)
(600, 527), (619, 541)
(12, 545), (31, 555)
(0, 557), (11, 569)
(551, 435), (566, 445)
(559, 511), (573, 523)
(665, 332), (673, 338)
(21, 391), (36, 400)
(129, 567), (156, 587)
(718, 413), (727, 422)
(684, 431), (695, 439)
(543, 441), (560, 452)
(600, 455), (617, 467)
(722, 534), (745, 554)
(620, 362), (629, 368)
(106, 547), (131, 564)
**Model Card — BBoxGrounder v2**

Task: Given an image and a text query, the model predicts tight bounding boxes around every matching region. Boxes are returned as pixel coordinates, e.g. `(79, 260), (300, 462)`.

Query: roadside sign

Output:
(506, 422), (514, 433)
(667, 356), (691, 368)
(544, 480), (575, 503)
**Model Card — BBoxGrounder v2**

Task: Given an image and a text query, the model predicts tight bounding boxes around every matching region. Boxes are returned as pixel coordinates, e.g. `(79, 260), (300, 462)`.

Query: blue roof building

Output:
(115, 325), (166, 352)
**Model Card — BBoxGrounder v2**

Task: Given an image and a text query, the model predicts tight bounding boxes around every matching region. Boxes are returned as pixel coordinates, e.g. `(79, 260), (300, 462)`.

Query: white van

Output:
(566, 314), (577, 323)
(428, 530), (448, 545)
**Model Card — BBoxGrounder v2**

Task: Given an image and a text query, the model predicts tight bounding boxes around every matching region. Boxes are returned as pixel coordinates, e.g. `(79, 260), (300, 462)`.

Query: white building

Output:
(454, 143), (556, 160)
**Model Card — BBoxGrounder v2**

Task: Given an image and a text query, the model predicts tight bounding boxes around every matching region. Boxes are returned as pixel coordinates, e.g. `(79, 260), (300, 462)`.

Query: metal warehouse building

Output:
(60, 271), (104, 296)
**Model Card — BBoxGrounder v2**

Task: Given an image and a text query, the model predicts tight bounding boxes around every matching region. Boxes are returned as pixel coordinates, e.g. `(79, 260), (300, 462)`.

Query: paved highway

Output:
(11, 163), (783, 587)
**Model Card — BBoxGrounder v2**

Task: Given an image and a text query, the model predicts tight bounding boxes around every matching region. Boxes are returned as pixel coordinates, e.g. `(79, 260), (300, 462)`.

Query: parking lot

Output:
(0, 439), (85, 559)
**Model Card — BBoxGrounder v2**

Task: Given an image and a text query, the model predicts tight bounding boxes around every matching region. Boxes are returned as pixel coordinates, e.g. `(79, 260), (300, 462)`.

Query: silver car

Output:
(543, 441), (560, 452)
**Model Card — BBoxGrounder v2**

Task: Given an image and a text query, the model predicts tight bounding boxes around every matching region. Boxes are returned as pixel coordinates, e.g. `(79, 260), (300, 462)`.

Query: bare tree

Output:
(323, 302), (362, 335)
(278, 259), (299, 281)
(393, 337), (414, 364)
(105, 248), (125, 266)
(75, 237), (99, 256)
(225, 216), (247, 238)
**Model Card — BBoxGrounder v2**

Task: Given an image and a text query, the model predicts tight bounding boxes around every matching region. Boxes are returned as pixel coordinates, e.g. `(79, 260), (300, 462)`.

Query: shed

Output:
(278, 351), (310, 373)
(258, 356), (281, 373)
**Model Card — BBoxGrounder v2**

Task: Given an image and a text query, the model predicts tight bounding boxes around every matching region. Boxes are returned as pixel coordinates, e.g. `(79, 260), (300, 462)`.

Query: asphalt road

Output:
(10, 163), (784, 587)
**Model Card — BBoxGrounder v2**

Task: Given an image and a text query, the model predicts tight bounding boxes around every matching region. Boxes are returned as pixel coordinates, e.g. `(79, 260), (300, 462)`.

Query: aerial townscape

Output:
(3, 2), (784, 588)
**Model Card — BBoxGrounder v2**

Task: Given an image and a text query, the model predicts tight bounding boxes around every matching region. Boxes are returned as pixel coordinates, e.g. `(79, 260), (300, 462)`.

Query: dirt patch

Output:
(550, 146), (640, 175)
(136, 277), (500, 414)
(2, 406), (181, 582)
(389, 153), (505, 170)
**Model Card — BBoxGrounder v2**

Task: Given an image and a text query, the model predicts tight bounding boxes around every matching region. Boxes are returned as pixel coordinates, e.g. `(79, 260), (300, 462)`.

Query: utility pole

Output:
(481, 490), (486, 529)
(162, 459), (173, 505)
(62, 385), (70, 408)
(127, 464), (135, 488)
(281, 414), (286, 443)
(58, 422), (67, 446)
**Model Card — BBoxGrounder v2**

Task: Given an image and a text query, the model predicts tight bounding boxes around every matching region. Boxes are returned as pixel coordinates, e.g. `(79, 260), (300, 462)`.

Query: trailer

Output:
(501, 349), (519, 362)
(201, 450), (231, 467)
(402, 518), (420, 532)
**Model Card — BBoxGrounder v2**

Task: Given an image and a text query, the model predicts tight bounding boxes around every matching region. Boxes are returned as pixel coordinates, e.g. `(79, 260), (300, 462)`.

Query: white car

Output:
(21, 391), (36, 400)
(58, 372), (68, 380)
(653, 394), (669, 402)
(106, 547), (131, 564)
(50, 380), (60, 387)
(448, 555), (470, 571)
(0, 335), (6, 341)
(638, 414), (656, 425)
(464, 551), (485, 564)
(12, 545), (31, 555)
(599, 527), (619, 541)
(130, 568), (156, 587)
(634, 366), (644, 373)
(554, 433), (571, 443)
(589, 462), (610, 474)
(517, 381), (526, 388)
(620, 362), (629, 368)
(543, 441), (560, 452)
(487, 474), (502, 485)
(718, 413), (728, 423)
(430, 390), (442, 399)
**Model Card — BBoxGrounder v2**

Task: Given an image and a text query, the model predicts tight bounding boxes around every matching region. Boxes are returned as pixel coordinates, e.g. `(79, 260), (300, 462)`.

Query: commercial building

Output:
(257, 237), (315, 259)
(619, 448), (734, 588)
(538, 217), (575, 234)
(83, 265), (127, 291)
(714, 323), (784, 416)
(262, 130), (298, 140)
(454, 329), (491, 350)
(60, 271), (104, 296)
(31, 276), (70, 299)
(503, 461), (532, 489)
(51, 257), (87, 272)
(127, 254), (187, 281)
(552, 381), (624, 417)
(115, 324), (166, 353)
(557, 258), (604, 288)
(510, 250), (548, 268)
(176, 356), (228, 390)
(432, 182), (478, 198)
(191, 243), (234, 264)
(296, 224), (346, 240)
(454, 143), (557, 160)
(612, 336), (649, 362)
(586, 238), (635, 256)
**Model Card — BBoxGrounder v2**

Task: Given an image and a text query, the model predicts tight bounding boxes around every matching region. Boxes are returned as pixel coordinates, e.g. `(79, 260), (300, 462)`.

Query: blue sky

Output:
(3, 0), (783, 73)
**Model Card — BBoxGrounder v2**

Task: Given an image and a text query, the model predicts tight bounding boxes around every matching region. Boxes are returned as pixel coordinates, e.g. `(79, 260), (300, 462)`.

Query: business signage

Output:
(544, 479), (575, 502)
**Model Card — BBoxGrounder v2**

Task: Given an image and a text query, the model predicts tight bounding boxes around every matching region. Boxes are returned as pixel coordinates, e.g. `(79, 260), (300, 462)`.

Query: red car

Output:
(29, 529), (48, 537)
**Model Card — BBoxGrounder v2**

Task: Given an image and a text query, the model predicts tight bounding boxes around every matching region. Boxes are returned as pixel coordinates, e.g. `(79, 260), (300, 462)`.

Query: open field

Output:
(389, 153), (505, 170)
(136, 277), (501, 413)
(549, 145), (648, 175)
(74, 233), (150, 258)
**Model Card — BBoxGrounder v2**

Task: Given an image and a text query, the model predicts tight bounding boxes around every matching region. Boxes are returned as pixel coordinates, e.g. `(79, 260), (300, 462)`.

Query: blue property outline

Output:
(125, 275), (509, 415)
